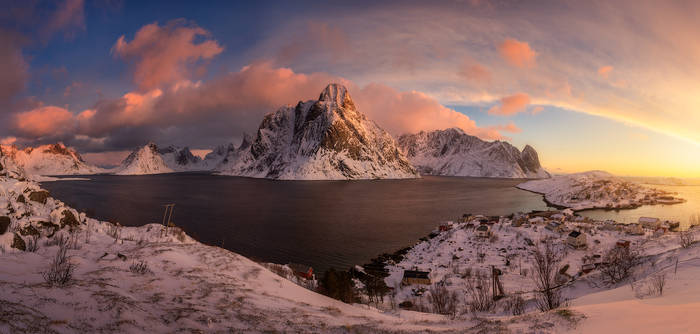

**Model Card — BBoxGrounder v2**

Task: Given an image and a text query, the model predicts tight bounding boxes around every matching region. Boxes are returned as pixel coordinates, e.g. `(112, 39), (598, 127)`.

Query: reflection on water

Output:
(42, 173), (549, 273)
(581, 185), (700, 227)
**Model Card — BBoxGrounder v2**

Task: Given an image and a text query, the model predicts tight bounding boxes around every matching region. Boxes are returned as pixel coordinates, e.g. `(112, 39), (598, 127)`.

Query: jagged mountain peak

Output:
(219, 84), (419, 180)
(318, 83), (350, 107)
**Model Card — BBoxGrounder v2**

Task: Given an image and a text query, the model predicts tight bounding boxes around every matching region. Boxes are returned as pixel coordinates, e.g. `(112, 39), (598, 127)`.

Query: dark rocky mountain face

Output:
(221, 84), (419, 180)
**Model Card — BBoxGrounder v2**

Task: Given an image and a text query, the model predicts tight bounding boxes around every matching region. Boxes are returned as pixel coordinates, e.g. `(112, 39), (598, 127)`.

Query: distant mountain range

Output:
(4, 84), (551, 180)
(0, 143), (104, 176)
(397, 128), (550, 178)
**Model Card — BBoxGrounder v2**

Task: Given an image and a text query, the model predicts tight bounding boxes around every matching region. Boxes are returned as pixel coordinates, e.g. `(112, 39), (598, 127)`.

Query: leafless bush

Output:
(107, 223), (121, 242)
(84, 221), (92, 244)
(600, 245), (640, 283)
(428, 283), (459, 317)
(44, 233), (67, 247)
(503, 295), (526, 315)
(648, 273), (666, 296)
(42, 243), (75, 286)
(531, 238), (564, 311)
(679, 230), (695, 248)
(25, 235), (39, 252)
(129, 261), (150, 275)
(465, 272), (494, 312)
(67, 231), (81, 250)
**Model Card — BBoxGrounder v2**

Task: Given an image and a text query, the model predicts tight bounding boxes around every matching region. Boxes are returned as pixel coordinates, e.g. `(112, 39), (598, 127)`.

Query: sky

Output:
(1, 0), (699, 177)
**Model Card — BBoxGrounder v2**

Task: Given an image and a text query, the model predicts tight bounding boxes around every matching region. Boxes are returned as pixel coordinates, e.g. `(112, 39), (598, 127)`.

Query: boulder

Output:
(0, 216), (10, 234)
(60, 210), (80, 228)
(11, 233), (25, 251)
(28, 191), (50, 204)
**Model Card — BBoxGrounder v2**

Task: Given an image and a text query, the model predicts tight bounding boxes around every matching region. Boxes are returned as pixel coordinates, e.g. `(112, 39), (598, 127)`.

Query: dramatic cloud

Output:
(13, 106), (76, 137)
(16, 62), (514, 151)
(487, 93), (531, 116)
(598, 65), (613, 78)
(498, 39), (537, 68)
(354, 83), (505, 139)
(112, 19), (224, 90)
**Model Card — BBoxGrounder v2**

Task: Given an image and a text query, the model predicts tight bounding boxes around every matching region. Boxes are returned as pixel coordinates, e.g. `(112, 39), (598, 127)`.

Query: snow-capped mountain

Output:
(0, 143), (103, 176)
(218, 83), (419, 180)
(115, 143), (204, 175)
(397, 128), (550, 178)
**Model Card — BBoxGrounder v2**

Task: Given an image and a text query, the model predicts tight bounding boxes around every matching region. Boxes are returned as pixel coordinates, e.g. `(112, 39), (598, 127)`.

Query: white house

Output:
(639, 217), (661, 229)
(566, 231), (587, 248)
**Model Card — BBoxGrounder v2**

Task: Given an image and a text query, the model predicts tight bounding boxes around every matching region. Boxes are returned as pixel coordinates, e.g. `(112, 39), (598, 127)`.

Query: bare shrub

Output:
(428, 283), (459, 317)
(600, 245), (640, 283)
(504, 295), (526, 315)
(25, 235), (39, 252)
(129, 261), (150, 275)
(44, 233), (67, 247)
(42, 243), (75, 286)
(648, 273), (666, 296)
(531, 238), (564, 311)
(465, 272), (494, 312)
(107, 223), (121, 242)
(679, 230), (695, 249)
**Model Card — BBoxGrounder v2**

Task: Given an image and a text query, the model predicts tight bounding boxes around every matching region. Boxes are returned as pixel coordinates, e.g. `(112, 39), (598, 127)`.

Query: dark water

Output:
(42, 173), (550, 273)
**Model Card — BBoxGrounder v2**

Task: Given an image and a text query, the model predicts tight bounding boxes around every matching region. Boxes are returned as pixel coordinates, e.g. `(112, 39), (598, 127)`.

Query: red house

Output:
(289, 263), (314, 280)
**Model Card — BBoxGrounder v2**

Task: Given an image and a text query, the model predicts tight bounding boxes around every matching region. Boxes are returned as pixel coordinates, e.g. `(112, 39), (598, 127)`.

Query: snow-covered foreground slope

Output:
(218, 84), (419, 180)
(572, 248), (700, 333)
(115, 143), (206, 175)
(0, 143), (104, 176)
(518, 170), (684, 210)
(397, 128), (550, 178)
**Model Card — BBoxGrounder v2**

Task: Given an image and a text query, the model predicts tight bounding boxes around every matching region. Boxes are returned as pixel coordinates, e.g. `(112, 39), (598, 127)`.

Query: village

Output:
(372, 210), (691, 314)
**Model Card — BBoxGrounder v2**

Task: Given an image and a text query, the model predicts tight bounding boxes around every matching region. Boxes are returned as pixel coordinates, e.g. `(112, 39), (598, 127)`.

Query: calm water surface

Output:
(42, 173), (550, 273)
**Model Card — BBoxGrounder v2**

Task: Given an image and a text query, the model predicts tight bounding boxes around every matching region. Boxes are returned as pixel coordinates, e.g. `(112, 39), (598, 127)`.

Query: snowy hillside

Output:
(218, 84), (419, 180)
(397, 128), (550, 178)
(518, 171), (685, 210)
(0, 143), (104, 177)
(115, 143), (206, 175)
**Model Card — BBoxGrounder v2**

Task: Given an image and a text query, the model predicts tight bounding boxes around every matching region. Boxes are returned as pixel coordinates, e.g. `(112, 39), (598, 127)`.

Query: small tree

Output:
(531, 238), (563, 311)
(465, 272), (493, 312)
(320, 268), (357, 303)
(600, 245), (640, 283)
(648, 273), (666, 296)
(43, 242), (75, 286)
(428, 283), (459, 317)
(690, 213), (700, 228)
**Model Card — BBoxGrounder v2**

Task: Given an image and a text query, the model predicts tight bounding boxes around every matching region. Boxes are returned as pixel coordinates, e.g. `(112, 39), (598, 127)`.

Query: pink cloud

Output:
(81, 150), (131, 167)
(531, 106), (544, 115)
(112, 19), (224, 90)
(458, 62), (492, 84)
(354, 83), (505, 140)
(499, 39), (537, 68)
(30, 63), (511, 147)
(598, 65), (613, 78)
(13, 106), (75, 137)
(488, 93), (531, 116)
